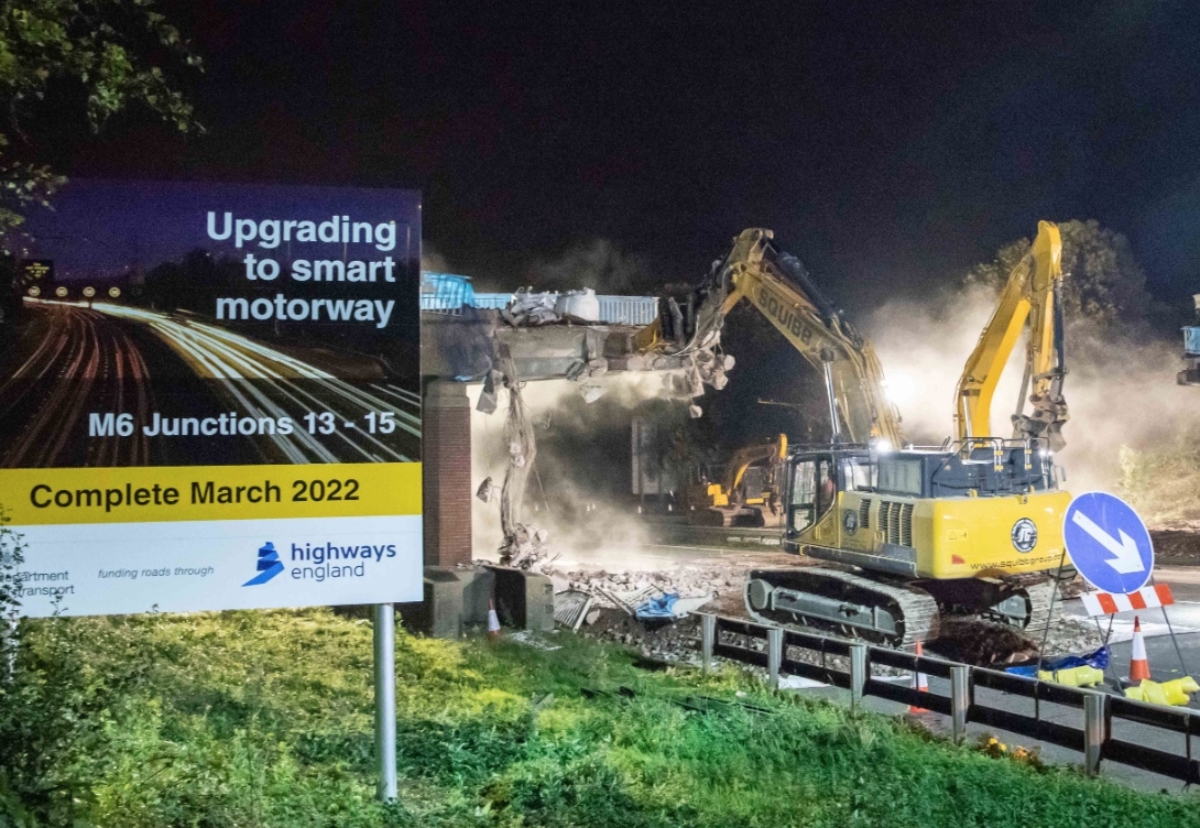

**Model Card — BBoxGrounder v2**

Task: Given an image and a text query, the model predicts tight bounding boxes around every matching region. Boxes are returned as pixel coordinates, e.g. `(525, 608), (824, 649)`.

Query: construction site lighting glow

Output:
(882, 372), (916, 408)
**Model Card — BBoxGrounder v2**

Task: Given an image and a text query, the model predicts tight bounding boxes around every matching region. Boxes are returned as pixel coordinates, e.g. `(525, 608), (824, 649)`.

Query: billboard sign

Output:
(0, 180), (423, 616)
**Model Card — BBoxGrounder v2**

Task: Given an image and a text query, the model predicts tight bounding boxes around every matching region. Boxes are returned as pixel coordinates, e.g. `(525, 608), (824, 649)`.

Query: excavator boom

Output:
(724, 433), (787, 495)
(954, 220), (1068, 449)
(637, 228), (903, 446)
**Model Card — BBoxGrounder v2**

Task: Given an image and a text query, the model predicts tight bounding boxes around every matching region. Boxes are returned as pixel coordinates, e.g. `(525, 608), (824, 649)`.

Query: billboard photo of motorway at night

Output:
(0, 180), (425, 617)
(0, 180), (421, 469)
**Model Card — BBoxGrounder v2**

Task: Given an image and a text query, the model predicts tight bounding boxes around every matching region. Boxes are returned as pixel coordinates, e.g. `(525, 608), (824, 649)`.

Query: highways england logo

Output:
(243, 541), (285, 586)
(1011, 519), (1038, 553)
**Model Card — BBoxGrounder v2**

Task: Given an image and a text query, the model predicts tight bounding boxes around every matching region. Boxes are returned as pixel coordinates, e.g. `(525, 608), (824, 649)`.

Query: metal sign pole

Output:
(373, 603), (397, 801)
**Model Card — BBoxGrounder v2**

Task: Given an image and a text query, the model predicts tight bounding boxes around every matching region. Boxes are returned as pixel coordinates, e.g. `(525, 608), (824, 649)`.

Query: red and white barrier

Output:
(1080, 584), (1174, 617)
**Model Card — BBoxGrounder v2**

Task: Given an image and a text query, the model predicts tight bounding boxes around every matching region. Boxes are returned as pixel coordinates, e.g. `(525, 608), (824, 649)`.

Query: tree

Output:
(0, 0), (202, 241)
(963, 219), (1157, 330)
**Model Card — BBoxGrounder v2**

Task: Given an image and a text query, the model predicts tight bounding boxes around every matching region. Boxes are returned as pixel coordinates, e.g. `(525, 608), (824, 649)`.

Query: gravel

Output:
(546, 558), (1108, 671)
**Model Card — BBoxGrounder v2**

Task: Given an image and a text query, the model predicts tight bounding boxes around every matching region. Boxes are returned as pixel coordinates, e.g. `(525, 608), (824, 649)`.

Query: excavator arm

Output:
(637, 228), (903, 446)
(954, 220), (1068, 449)
(724, 433), (787, 497)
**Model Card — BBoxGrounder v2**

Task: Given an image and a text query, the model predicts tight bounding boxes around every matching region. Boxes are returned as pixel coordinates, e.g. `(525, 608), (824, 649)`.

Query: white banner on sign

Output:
(13, 515), (422, 617)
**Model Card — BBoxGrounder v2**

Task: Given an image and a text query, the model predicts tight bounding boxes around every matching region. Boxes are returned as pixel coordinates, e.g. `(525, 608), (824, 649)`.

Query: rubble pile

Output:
(501, 523), (556, 570)
(499, 288), (605, 327)
(499, 290), (563, 327)
(580, 609), (707, 663)
(546, 563), (735, 607)
(543, 560), (1109, 671)
(542, 563), (728, 658)
(930, 614), (1102, 667)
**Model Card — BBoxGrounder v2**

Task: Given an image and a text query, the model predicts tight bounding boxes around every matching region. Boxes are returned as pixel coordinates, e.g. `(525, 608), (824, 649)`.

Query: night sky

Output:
(43, 0), (1200, 315)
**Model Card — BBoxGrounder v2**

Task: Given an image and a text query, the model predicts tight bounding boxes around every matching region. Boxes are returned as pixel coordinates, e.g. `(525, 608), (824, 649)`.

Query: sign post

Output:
(374, 603), (397, 800)
(0, 180), (423, 802)
(1063, 492), (1154, 594)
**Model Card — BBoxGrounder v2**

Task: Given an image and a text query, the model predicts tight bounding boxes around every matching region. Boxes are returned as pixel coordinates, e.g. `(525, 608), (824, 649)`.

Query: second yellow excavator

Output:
(685, 434), (787, 527)
(638, 223), (1071, 648)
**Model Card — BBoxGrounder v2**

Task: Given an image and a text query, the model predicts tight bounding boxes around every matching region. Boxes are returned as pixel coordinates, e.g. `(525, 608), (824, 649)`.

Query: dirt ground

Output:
(1150, 526), (1200, 561)
(544, 550), (1103, 669)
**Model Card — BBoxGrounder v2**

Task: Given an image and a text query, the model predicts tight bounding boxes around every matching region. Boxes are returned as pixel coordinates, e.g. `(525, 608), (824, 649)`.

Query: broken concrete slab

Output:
(422, 311), (693, 382)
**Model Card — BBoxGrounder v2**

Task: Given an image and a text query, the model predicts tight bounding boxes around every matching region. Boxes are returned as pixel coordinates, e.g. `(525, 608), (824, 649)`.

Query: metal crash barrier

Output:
(695, 613), (1200, 783)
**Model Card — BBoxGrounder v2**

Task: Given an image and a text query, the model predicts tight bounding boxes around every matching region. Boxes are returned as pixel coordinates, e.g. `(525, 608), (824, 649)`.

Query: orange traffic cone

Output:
(1129, 615), (1150, 682)
(487, 600), (502, 640)
(909, 639), (929, 713)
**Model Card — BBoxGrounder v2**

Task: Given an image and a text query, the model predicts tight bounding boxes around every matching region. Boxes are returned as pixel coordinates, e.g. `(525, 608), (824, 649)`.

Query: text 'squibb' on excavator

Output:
(636, 223), (1071, 649)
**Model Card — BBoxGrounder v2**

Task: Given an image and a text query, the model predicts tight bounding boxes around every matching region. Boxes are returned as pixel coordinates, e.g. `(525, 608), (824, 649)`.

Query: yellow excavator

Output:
(638, 224), (1070, 647)
(685, 434), (787, 527)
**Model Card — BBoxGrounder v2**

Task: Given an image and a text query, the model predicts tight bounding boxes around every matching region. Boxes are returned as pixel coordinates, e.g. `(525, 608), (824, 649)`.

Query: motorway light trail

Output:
(1, 301), (152, 467)
(33, 300), (419, 464)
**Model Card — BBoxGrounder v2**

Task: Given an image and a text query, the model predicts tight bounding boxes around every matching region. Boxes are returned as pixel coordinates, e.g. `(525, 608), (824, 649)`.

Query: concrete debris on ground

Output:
(545, 564), (726, 615)
(543, 559), (1108, 673)
(930, 614), (1102, 667)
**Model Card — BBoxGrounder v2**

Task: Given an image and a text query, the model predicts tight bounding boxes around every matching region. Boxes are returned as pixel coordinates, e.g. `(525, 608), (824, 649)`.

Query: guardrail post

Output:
(1083, 691), (1105, 776)
(700, 614), (716, 673)
(849, 643), (867, 709)
(767, 627), (783, 690)
(950, 664), (970, 742)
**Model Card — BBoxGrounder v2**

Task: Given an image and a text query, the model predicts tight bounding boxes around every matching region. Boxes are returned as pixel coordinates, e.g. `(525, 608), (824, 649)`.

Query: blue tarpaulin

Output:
(1006, 645), (1110, 678)
(635, 593), (680, 620)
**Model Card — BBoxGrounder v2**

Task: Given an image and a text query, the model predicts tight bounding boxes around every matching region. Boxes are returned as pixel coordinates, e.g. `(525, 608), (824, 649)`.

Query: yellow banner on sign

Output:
(0, 462), (421, 525)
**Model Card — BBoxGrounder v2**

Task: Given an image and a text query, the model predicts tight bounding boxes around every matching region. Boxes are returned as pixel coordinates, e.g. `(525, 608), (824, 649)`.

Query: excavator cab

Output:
(784, 448), (876, 545)
(786, 453), (831, 535)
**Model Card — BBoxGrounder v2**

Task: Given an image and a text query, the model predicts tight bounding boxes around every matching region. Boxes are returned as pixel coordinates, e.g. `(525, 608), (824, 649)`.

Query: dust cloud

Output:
(867, 285), (1192, 495)
(528, 239), (653, 295)
(464, 238), (675, 567)
(469, 374), (679, 567)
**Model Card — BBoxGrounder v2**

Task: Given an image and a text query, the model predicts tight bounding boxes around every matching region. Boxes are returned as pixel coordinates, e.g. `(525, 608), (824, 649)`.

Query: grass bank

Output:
(1, 609), (1197, 827)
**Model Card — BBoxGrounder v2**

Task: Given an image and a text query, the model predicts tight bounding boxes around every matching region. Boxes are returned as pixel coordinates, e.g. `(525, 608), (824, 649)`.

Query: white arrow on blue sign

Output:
(1062, 492), (1154, 595)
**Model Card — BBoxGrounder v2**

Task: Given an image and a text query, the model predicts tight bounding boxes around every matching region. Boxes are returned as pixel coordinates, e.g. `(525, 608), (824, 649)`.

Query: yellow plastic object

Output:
(1124, 677), (1200, 706)
(1176, 676), (1200, 693)
(1037, 665), (1104, 688)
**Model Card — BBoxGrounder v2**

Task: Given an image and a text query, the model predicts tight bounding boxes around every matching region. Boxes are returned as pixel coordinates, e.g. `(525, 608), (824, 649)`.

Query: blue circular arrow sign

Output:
(1062, 492), (1153, 594)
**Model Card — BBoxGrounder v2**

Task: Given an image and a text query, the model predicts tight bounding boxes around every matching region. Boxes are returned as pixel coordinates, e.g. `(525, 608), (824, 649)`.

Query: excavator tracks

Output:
(1014, 579), (1056, 641)
(744, 567), (940, 649)
(743, 568), (1063, 653)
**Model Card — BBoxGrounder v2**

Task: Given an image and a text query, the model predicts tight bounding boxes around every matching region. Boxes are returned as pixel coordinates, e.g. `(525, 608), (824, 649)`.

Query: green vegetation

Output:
(1, 608), (1198, 828)
(963, 219), (1162, 332)
(1119, 437), (1200, 524)
(0, 0), (201, 245)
